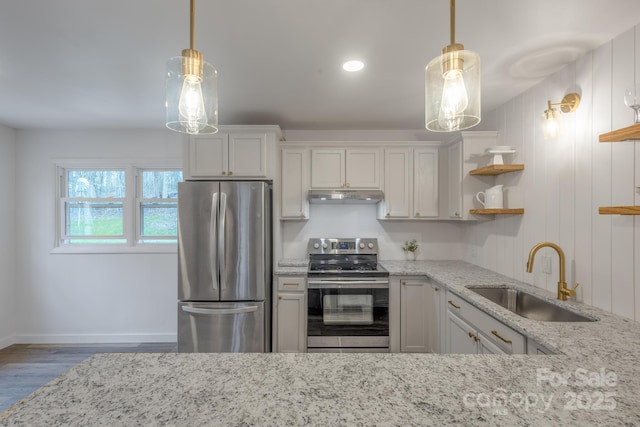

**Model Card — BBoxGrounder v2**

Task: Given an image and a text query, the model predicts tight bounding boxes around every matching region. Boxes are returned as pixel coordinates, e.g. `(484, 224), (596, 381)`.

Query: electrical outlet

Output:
(542, 255), (552, 275)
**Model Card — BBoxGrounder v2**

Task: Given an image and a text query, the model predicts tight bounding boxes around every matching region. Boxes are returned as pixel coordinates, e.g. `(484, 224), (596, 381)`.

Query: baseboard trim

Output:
(12, 333), (177, 344)
(0, 335), (16, 350)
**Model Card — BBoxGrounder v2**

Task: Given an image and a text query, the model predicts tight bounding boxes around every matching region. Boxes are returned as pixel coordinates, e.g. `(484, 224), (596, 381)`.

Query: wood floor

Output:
(0, 343), (177, 413)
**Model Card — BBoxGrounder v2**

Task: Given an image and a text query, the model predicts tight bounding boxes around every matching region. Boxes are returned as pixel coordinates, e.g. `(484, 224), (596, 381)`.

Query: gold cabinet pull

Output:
(415, 212), (420, 217)
(300, 212), (306, 218)
(448, 300), (460, 309)
(341, 183), (345, 188)
(229, 171), (233, 176)
(474, 336), (480, 342)
(386, 213), (390, 218)
(278, 296), (282, 300)
(402, 281), (406, 286)
(468, 332), (475, 338)
(434, 287), (440, 292)
(282, 283), (299, 286)
(454, 211), (460, 217)
(491, 330), (512, 344)
(221, 171), (227, 175)
(346, 183), (350, 188)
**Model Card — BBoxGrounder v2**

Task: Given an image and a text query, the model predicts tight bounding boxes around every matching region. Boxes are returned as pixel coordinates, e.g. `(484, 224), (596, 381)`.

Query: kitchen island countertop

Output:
(2, 260), (639, 426)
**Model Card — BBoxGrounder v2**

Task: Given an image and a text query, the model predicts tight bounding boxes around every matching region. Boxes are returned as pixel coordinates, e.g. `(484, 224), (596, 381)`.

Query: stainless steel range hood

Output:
(308, 189), (384, 204)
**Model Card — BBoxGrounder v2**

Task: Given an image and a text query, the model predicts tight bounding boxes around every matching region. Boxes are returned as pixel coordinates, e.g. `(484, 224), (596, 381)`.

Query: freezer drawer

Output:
(178, 301), (265, 353)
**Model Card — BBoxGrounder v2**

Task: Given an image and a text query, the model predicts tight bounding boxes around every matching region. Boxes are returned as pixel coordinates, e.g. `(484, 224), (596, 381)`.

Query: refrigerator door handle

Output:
(181, 305), (258, 315)
(218, 191), (227, 294)
(210, 192), (219, 292)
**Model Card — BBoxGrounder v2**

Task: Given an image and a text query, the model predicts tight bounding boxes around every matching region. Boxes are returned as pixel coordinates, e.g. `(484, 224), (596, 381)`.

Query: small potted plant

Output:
(402, 239), (419, 261)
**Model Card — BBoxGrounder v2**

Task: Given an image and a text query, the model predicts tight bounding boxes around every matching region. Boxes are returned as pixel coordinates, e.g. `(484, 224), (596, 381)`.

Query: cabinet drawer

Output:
(445, 290), (471, 318)
(446, 290), (525, 354)
(277, 276), (306, 292)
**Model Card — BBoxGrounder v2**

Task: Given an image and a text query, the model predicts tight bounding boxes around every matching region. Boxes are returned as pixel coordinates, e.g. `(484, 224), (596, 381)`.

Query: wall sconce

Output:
(541, 93), (581, 139)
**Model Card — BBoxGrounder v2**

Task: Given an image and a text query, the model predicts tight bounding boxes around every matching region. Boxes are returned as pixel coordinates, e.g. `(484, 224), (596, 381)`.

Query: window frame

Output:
(52, 159), (182, 254)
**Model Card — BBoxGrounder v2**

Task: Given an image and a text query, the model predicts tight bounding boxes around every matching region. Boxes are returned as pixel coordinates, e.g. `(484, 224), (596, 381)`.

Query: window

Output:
(138, 170), (182, 243)
(56, 163), (182, 252)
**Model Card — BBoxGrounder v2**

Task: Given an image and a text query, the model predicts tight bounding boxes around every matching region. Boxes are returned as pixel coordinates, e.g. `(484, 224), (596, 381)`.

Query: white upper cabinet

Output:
(310, 149), (345, 188)
(382, 148), (411, 218)
(228, 133), (268, 177)
(379, 146), (438, 220)
(281, 148), (310, 220)
(311, 148), (380, 189)
(413, 147), (438, 218)
(184, 126), (280, 180)
(346, 149), (381, 188)
(188, 133), (228, 178)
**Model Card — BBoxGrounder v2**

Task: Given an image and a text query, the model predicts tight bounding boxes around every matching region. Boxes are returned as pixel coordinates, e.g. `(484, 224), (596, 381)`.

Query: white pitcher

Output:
(476, 185), (504, 209)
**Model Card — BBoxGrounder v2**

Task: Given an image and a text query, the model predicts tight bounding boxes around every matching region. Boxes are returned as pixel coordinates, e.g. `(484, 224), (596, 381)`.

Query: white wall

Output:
(281, 204), (466, 260)
(0, 124), (16, 348)
(464, 25), (640, 321)
(14, 129), (183, 343)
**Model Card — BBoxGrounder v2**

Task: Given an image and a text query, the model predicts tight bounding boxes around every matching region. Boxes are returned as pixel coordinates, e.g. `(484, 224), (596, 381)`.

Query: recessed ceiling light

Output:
(342, 60), (364, 72)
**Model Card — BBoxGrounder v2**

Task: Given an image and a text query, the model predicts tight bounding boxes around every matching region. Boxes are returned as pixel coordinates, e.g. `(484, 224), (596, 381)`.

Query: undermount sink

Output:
(466, 285), (597, 322)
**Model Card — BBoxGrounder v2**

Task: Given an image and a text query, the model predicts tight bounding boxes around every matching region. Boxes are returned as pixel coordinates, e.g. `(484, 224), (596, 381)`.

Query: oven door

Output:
(307, 279), (389, 349)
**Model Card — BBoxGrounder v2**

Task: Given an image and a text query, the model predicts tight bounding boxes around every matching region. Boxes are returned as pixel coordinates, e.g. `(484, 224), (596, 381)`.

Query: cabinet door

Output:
(188, 134), (229, 178)
(311, 149), (345, 188)
(477, 332), (507, 354)
(429, 282), (444, 354)
(447, 141), (462, 218)
(228, 133), (267, 177)
(281, 149), (309, 219)
(382, 148), (410, 218)
(400, 278), (431, 352)
(444, 310), (477, 354)
(276, 292), (306, 353)
(413, 148), (439, 218)
(346, 148), (381, 189)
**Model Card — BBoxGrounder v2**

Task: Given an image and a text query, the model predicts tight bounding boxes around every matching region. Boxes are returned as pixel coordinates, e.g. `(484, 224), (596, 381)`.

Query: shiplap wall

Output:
(464, 25), (640, 321)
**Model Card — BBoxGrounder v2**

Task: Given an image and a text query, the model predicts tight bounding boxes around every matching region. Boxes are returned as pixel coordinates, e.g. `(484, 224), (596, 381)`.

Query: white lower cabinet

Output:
(398, 277), (440, 353)
(273, 276), (306, 353)
(445, 310), (481, 354)
(444, 289), (525, 354)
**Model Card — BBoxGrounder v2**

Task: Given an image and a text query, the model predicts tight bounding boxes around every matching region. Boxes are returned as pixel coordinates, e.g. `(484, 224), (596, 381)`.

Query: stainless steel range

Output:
(307, 238), (390, 353)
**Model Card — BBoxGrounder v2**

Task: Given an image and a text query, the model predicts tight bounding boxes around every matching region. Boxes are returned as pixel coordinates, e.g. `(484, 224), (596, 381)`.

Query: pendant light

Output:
(166, 0), (218, 134)
(425, 0), (480, 132)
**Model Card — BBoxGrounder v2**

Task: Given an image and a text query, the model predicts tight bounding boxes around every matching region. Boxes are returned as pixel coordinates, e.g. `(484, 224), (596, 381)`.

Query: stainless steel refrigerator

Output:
(177, 181), (271, 352)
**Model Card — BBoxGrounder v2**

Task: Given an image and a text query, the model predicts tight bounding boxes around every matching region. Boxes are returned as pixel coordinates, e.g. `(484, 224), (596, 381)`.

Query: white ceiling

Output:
(2, 1), (640, 137)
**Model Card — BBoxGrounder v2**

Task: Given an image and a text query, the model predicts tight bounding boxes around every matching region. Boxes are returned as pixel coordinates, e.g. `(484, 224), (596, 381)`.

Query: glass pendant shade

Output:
(166, 53), (218, 134)
(542, 108), (561, 139)
(425, 48), (481, 132)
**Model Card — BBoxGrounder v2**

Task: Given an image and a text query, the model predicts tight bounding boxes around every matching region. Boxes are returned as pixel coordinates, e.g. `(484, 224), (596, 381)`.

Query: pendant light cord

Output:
(450, 0), (455, 45)
(190, 0), (195, 50)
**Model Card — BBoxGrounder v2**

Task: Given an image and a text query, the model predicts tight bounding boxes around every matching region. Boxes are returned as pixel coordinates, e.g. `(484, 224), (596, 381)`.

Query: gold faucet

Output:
(526, 242), (579, 301)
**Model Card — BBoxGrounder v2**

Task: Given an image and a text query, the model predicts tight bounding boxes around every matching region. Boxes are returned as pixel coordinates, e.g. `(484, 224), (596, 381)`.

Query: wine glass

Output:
(624, 87), (640, 123)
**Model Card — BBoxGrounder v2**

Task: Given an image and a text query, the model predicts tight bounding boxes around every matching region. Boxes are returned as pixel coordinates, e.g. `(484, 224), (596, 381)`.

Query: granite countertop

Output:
(275, 258), (308, 275)
(2, 260), (640, 426)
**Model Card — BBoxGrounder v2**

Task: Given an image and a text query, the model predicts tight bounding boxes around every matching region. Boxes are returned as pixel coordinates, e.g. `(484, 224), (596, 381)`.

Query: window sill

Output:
(50, 245), (178, 255)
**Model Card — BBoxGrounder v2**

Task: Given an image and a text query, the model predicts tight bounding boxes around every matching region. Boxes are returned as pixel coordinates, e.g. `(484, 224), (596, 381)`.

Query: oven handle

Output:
(307, 280), (389, 289)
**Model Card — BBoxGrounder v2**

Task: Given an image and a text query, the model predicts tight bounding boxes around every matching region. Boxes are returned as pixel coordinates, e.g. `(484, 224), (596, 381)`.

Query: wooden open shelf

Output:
(599, 123), (640, 142)
(469, 164), (525, 176)
(598, 206), (640, 215)
(469, 208), (525, 215)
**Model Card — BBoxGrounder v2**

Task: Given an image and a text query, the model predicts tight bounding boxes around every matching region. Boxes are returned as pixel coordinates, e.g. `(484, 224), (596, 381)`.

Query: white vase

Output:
(405, 251), (417, 261)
